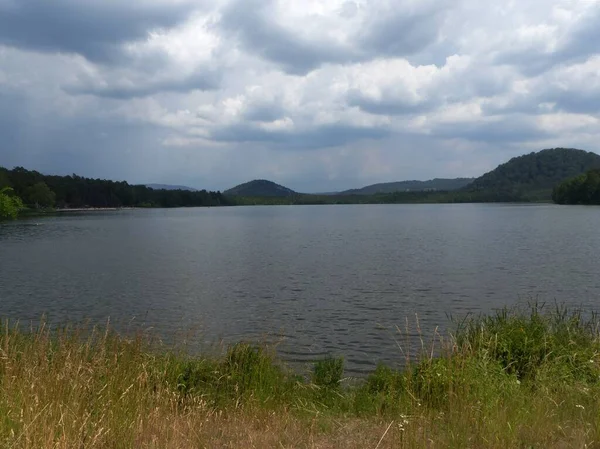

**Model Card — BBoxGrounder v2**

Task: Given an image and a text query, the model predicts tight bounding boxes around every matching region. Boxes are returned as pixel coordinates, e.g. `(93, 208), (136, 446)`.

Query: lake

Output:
(1, 204), (599, 375)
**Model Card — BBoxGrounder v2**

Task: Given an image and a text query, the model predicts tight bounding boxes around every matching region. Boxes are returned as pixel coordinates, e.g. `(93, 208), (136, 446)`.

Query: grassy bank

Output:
(2, 304), (600, 448)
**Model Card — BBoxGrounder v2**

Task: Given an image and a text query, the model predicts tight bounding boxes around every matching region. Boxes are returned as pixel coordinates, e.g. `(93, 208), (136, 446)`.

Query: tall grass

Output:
(1, 303), (600, 448)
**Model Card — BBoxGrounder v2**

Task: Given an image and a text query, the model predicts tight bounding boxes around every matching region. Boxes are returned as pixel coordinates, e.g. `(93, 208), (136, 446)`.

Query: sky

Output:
(0, 0), (599, 192)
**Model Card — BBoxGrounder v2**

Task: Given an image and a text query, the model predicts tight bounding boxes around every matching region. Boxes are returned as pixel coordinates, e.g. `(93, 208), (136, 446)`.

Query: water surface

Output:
(1, 204), (598, 374)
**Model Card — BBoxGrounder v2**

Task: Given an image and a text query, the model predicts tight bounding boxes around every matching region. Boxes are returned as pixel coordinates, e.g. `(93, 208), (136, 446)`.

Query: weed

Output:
(312, 356), (344, 389)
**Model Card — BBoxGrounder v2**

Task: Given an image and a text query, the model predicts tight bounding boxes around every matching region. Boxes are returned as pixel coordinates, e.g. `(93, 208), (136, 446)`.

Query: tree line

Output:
(3, 152), (597, 220)
(0, 166), (230, 218)
(228, 188), (529, 206)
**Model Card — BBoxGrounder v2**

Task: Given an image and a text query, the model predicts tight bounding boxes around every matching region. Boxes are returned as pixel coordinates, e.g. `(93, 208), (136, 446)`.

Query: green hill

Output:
(340, 178), (474, 195)
(465, 148), (600, 200)
(224, 149), (600, 203)
(224, 180), (296, 197)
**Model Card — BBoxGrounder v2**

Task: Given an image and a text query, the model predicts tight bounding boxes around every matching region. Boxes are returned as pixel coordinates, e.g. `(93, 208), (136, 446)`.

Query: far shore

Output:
(55, 207), (136, 212)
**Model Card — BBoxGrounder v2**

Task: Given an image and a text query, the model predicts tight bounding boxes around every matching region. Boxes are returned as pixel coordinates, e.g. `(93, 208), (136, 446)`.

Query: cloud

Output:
(493, 2), (600, 76)
(482, 56), (600, 116)
(0, 88), (32, 167)
(344, 59), (437, 115)
(211, 121), (390, 149)
(218, 0), (353, 74)
(344, 58), (447, 116)
(219, 0), (449, 74)
(64, 70), (221, 99)
(343, 54), (515, 117)
(541, 56), (600, 114)
(244, 104), (287, 122)
(357, 0), (449, 58)
(431, 114), (554, 144)
(1, 0), (600, 192)
(0, 0), (197, 62)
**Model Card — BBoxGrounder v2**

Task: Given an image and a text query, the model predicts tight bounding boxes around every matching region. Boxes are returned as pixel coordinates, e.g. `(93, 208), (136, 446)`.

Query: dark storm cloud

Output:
(0, 0), (195, 62)
(219, 0), (352, 75)
(64, 70), (221, 99)
(0, 95), (168, 181)
(219, 0), (446, 74)
(211, 122), (389, 149)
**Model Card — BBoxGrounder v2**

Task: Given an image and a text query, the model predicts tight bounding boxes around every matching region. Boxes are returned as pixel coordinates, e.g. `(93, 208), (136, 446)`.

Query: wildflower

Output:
(397, 415), (410, 432)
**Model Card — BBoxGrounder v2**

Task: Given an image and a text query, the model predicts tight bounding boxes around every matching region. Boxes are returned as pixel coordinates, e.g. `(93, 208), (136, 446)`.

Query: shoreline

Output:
(54, 207), (136, 212)
(1, 304), (599, 447)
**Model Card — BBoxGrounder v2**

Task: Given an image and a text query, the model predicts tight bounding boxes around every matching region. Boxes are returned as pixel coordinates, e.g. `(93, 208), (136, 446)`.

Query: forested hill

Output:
(225, 148), (600, 205)
(0, 166), (228, 209)
(466, 148), (600, 199)
(340, 178), (474, 195)
(224, 180), (297, 197)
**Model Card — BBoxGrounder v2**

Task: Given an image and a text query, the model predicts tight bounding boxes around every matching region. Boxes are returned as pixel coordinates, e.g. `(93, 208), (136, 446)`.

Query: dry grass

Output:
(2, 305), (600, 448)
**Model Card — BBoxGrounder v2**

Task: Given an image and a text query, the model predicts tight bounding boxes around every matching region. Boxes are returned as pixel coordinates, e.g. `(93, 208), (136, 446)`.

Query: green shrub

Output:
(351, 363), (408, 416)
(412, 357), (457, 407)
(174, 358), (217, 396)
(312, 357), (344, 390)
(366, 363), (405, 395)
(169, 343), (291, 405)
(412, 355), (519, 409)
(222, 343), (284, 394)
(453, 303), (600, 382)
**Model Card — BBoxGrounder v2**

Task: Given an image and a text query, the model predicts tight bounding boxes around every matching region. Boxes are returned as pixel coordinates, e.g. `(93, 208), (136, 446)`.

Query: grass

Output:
(1, 303), (600, 448)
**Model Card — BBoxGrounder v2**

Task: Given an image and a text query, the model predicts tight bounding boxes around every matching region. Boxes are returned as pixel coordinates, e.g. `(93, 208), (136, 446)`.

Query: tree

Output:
(0, 187), (24, 219)
(553, 169), (600, 205)
(0, 168), (11, 189)
(24, 182), (56, 209)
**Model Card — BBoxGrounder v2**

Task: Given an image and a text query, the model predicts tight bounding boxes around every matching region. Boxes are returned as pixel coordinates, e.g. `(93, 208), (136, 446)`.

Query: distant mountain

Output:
(466, 148), (600, 199)
(224, 179), (296, 197)
(146, 184), (197, 192)
(340, 178), (474, 195)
